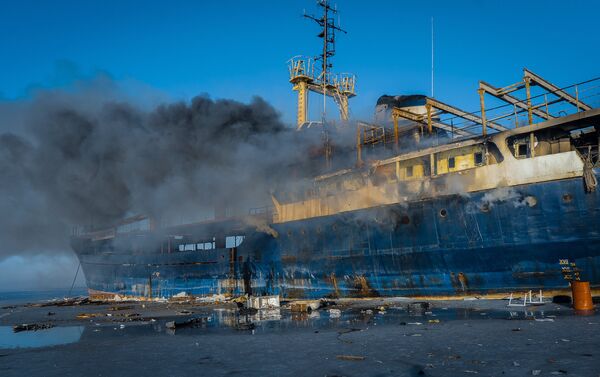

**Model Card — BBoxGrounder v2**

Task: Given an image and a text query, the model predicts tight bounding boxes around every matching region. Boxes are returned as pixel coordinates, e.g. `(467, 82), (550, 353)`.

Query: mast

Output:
(289, 1), (356, 129)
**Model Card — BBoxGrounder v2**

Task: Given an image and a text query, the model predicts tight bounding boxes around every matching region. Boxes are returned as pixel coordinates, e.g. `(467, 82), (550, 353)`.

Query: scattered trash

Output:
(407, 302), (430, 312)
(336, 355), (365, 361)
(177, 310), (193, 315)
(13, 323), (55, 332)
(329, 309), (341, 318)
(560, 339), (570, 342)
(534, 318), (554, 322)
(108, 306), (134, 311)
(550, 371), (567, 375)
(377, 306), (386, 312)
(33, 297), (90, 307)
(47, 312), (55, 316)
(407, 322), (422, 325)
(119, 324), (125, 329)
(428, 319), (440, 324)
(410, 333), (422, 337)
(165, 317), (207, 330)
(364, 309), (373, 315)
(290, 300), (319, 313)
(512, 328), (522, 331)
(532, 370), (541, 376)
(76, 313), (103, 319)
(464, 370), (478, 374)
(246, 295), (280, 310)
(513, 361), (520, 367)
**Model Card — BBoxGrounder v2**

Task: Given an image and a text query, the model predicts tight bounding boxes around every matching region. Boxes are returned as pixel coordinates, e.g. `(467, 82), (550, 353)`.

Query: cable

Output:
(68, 262), (81, 297)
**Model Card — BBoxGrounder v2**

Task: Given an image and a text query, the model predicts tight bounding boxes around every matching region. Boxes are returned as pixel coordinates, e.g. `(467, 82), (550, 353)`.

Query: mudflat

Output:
(1, 297), (598, 376)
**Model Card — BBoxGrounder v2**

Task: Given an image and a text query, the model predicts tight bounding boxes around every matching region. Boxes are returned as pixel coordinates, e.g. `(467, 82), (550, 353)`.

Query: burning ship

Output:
(71, 1), (600, 300)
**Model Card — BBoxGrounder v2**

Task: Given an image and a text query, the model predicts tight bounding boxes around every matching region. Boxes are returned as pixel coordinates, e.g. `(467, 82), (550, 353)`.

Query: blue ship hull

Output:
(71, 173), (600, 299)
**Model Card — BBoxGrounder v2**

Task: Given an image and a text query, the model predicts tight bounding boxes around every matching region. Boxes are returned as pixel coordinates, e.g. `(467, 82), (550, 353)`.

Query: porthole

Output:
(562, 194), (573, 203)
(525, 196), (537, 207)
(439, 209), (448, 218)
(480, 203), (490, 213)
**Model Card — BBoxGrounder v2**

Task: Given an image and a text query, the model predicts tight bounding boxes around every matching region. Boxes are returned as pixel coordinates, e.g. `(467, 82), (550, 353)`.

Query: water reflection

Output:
(0, 326), (84, 349)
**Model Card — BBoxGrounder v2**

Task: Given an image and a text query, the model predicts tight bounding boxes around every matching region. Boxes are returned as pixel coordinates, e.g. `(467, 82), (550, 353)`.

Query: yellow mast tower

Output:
(288, 0), (356, 130)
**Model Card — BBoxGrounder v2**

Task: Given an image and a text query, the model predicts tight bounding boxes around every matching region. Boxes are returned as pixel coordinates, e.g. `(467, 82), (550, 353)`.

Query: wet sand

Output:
(1, 297), (599, 376)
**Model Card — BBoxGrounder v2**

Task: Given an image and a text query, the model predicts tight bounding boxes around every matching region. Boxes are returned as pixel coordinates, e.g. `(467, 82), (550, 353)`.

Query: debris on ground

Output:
(13, 323), (55, 332)
(246, 295), (280, 310)
(329, 308), (341, 318)
(108, 306), (134, 311)
(290, 300), (320, 313)
(165, 317), (208, 330)
(532, 370), (541, 376)
(76, 313), (103, 319)
(407, 302), (430, 313)
(336, 355), (365, 361)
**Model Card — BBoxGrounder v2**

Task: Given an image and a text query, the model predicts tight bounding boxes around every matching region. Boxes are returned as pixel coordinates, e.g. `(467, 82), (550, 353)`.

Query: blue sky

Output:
(1, 0), (599, 124)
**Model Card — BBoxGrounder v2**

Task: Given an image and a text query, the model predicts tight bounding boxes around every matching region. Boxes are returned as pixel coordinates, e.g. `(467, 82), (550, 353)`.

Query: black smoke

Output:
(0, 81), (326, 258)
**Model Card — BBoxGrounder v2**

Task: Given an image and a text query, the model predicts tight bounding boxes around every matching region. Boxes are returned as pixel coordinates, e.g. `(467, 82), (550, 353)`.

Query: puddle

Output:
(80, 305), (598, 340)
(0, 326), (84, 349)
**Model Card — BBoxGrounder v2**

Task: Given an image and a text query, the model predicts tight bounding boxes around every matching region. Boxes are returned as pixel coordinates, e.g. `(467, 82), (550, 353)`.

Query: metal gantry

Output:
(389, 68), (595, 141)
(289, 0), (356, 129)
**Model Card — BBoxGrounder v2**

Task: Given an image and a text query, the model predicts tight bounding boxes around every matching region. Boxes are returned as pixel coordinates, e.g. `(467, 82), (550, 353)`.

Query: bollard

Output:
(571, 281), (594, 311)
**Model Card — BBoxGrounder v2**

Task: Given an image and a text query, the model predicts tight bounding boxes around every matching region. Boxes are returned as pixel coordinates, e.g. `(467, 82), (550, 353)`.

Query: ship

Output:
(71, 1), (600, 300)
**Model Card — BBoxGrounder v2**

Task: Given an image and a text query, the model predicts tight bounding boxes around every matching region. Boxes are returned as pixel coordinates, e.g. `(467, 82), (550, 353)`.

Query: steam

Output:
(0, 78), (326, 259)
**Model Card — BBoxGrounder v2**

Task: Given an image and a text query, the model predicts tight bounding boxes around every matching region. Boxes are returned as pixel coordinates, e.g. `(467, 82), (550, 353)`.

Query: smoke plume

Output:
(0, 78), (325, 259)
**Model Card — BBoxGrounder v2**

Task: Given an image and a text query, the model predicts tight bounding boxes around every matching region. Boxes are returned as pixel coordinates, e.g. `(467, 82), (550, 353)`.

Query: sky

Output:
(0, 0), (599, 291)
(1, 0), (599, 124)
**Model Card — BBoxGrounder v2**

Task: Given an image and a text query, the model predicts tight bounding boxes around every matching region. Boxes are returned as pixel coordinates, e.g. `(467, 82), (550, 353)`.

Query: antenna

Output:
(431, 16), (435, 98)
(304, 0), (347, 119)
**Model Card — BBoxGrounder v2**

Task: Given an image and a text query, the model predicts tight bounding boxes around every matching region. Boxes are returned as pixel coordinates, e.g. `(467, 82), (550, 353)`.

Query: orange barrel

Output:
(571, 281), (594, 311)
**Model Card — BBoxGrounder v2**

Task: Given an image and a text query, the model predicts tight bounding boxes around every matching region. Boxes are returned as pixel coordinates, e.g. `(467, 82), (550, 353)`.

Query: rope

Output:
(583, 154), (598, 193)
(68, 262), (81, 297)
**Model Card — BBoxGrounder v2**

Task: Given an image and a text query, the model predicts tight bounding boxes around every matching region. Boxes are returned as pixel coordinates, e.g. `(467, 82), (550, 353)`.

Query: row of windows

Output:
(176, 235), (245, 252)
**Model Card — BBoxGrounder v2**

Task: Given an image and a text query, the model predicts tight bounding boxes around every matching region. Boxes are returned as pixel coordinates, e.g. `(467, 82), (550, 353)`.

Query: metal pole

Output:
(356, 123), (362, 166)
(524, 77), (533, 125)
(431, 17), (434, 98)
(575, 85), (580, 112)
(393, 115), (399, 150)
(478, 88), (487, 137)
(426, 103), (433, 135)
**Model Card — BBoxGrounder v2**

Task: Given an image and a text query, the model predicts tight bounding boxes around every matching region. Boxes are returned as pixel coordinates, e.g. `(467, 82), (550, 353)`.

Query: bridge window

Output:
(448, 157), (456, 169)
(226, 235), (245, 248)
(474, 152), (483, 165)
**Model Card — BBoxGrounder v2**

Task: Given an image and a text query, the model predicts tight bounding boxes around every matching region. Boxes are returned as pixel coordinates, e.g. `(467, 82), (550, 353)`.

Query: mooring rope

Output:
(68, 262), (81, 297)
